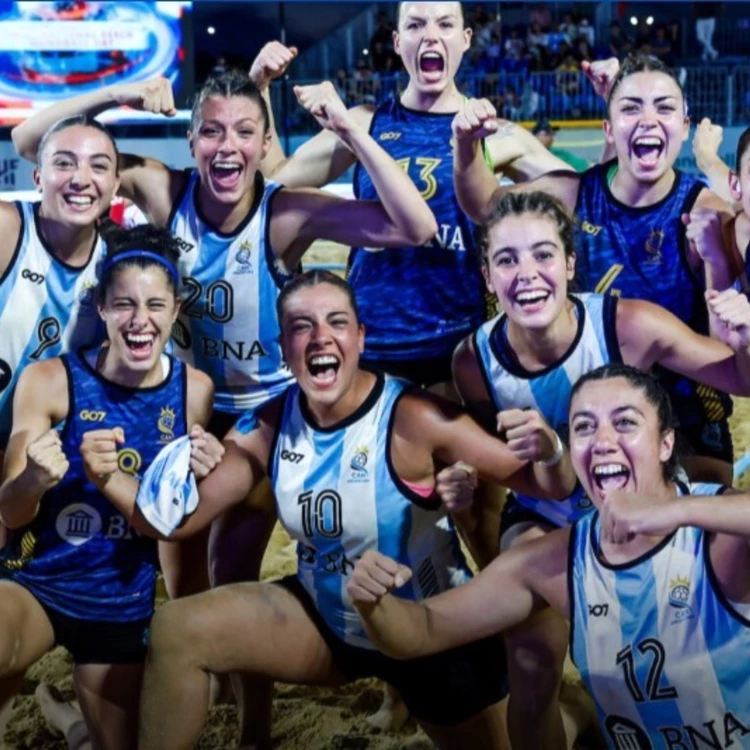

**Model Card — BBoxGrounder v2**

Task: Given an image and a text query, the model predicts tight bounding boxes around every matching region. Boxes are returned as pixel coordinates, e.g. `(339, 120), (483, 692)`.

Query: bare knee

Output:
(506, 621), (567, 699)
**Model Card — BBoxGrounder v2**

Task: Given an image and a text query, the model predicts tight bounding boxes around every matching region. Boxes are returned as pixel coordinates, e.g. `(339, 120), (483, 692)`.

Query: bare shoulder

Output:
(0, 200), (22, 277)
(453, 334), (492, 405)
(185, 364), (215, 427)
(693, 185), (732, 214)
(15, 357), (69, 422)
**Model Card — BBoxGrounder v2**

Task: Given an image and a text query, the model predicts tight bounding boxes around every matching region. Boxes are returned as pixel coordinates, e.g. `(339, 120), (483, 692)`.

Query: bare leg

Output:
(501, 524), (582, 750)
(35, 684), (90, 750)
(0, 581), (55, 741)
(159, 527), (211, 600)
(208, 479), (277, 747)
(140, 581), (346, 750)
(74, 663), (143, 750)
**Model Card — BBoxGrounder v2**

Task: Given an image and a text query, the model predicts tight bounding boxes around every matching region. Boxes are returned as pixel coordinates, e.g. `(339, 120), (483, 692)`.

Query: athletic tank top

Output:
(1, 349), (187, 621)
(169, 170), (294, 413)
(269, 371), (472, 649)
(575, 162), (732, 428)
(0, 202), (105, 446)
(474, 293), (619, 526)
(349, 98), (487, 362)
(570, 482), (750, 748)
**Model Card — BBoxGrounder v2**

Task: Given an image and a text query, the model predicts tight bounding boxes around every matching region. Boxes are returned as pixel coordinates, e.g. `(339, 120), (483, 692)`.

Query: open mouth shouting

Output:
(124, 331), (157, 361)
(631, 136), (665, 170)
(591, 462), (631, 497)
(210, 160), (243, 191)
(307, 354), (341, 388)
(419, 50), (445, 81)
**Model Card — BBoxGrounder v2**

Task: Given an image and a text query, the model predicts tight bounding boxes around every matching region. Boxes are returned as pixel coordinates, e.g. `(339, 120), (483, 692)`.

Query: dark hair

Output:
(191, 70), (269, 133)
(476, 190), (576, 265)
(38, 115), (119, 173)
(97, 223), (183, 301)
(606, 54), (687, 115)
(736, 125), (750, 172)
(276, 270), (360, 326)
(569, 363), (679, 481)
(397, 1), (466, 28)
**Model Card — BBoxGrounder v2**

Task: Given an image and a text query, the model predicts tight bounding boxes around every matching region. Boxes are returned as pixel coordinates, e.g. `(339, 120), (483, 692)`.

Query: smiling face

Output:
(34, 124), (119, 226)
(604, 71), (689, 184)
(189, 94), (270, 210)
(484, 212), (575, 331)
(280, 283), (365, 409)
(98, 264), (179, 375)
(569, 377), (675, 505)
(394, 2), (470, 94)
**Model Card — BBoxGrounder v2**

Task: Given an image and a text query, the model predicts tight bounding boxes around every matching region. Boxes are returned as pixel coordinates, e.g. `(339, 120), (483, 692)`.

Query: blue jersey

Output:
(570, 482), (750, 749)
(269, 372), (471, 649)
(575, 162), (731, 428)
(1, 349), (187, 622)
(349, 98), (487, 362)
(0, 201), (105, 447)
(169, 170), (294, 414)
(474, 293), (619, 526)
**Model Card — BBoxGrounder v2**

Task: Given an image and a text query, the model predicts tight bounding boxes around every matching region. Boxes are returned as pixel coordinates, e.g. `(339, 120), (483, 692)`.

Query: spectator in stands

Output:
(529, 4), (551, 30)
(575, 38), (594, 64)
(695, 2), (720, 62)
(371, 40), (396, 74)
(634, 18), (654, 53)
(559, 12), (577, 43)
(577, 17), (595, 47)
(503, 28), (526, 72)
(333, 67), (350, 104)
(211, 55), (228, 76)
(546, 22), (567, 56)
(608, 20), (632, 60)
(651, 25), (676, 67)
(532, 119), (590, 172)
(353, 57), (378, 105)
(369, 10), (395, 51)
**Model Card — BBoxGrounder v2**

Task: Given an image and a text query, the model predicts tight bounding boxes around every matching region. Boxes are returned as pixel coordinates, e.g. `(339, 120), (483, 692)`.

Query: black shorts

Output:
(361, 355), (453, 388)
(279, 576), (507, 726)
(499, 495), (559, 550)
(0, 569), (150, 664)
(206, 409), (238, 440)
(678, 419), (733, 465)
(40, 603), (150, 664)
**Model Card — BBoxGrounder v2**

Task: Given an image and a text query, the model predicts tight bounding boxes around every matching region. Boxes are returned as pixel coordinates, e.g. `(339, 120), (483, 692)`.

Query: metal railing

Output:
(271, 64), (750, 134)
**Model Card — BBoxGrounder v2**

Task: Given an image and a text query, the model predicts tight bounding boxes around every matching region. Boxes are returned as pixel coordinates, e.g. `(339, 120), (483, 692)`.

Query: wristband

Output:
(540, 432), (564, 468)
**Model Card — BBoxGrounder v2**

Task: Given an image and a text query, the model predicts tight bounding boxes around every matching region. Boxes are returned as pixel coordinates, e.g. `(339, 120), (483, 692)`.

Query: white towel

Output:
(136, 435), (199, 536)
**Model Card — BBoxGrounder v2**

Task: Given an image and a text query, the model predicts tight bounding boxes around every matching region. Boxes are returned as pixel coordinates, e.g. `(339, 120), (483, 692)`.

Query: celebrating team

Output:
(1, 2), (750, 749)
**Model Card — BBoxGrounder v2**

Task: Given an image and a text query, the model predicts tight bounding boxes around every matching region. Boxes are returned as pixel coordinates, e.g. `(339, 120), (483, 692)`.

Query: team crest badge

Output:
(348, 445), (369, 483)
(235, 241), (254, 274)
(668, 574), (694, 623)
(158, 406), (176, 443)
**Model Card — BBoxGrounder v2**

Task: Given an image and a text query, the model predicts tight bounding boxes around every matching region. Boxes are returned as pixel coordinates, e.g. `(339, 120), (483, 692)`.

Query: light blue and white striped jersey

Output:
(0, 201), (104, 447)
(169, 170), (295, 414)
(269, 372), (472, 649)
(570, 482), (750, 749)
(474, 293), (620, 526)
